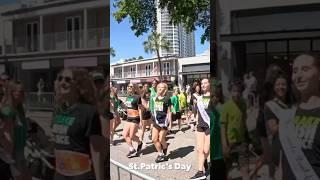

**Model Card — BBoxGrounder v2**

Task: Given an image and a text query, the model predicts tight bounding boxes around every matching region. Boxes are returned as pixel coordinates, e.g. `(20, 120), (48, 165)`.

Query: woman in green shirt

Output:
(3, 80), (31, 180)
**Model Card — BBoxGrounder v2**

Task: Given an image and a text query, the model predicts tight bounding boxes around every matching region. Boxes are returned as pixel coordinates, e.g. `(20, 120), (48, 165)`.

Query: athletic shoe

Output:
(127, 150), (137, 158)
(155, 154), (165, 163)
(190, 171), (206, 180)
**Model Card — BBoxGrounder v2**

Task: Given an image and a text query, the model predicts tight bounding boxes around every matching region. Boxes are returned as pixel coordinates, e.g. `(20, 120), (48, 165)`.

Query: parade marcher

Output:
(149, 79), (158, 140)
(190, 79), (211, 180)
(190, 84), (201, 131)
(169, 86), (181, 133)
(221, 79), (250, 180)
(275, 53), (320, 180)
(2, 81), (31, 180)
(151, 83), (171, 163)
(122, 83), (143, 158)
(139, 88), (152, 143)
(178, 88), (188, 125)
(52, 68), (104, 180)
(262, 73), (293, 179)
(0, 105), (17, 180)
(255, 64), (284, 179)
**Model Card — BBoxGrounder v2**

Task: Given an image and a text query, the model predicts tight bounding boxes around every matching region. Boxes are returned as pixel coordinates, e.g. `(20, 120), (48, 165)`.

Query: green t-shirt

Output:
(10, 106), (27, 152)
(211, 107), (223, 160)
(170, 95), (180, 113)
(221, 99), (247, 145)
(178, 93), (187, 109)
(149, 87), (157, 113)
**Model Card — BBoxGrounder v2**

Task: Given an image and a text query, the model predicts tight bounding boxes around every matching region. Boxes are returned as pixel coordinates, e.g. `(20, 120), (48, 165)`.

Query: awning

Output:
(22, 60), (50, 70)
(221, 30), (320, 42)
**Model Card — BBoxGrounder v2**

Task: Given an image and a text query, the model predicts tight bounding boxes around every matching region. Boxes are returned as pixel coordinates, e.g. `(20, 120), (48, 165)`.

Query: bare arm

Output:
(267, 119), (279, 136)
(90, 135), (105, 180)
(0, 119), (14, 154)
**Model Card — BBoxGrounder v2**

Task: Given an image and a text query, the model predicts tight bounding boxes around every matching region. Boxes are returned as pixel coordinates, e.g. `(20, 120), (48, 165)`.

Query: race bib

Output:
(55, 150), (91, 176)
(154, 101), (164, 111)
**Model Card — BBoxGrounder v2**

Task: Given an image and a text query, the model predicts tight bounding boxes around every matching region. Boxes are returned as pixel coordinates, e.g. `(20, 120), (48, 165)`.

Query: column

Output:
(122, 66), (124, 78)
(135, 64), (138, 77)
(39, 16), (43, 52)
(152, 61), (155, 75)
(83, 9), (88, 48)
(1, 20), (5, 55)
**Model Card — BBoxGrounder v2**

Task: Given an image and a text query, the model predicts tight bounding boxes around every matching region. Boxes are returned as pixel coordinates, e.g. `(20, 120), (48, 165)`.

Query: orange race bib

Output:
(55, 150), (91, 176)
(127, 109), (139, 117)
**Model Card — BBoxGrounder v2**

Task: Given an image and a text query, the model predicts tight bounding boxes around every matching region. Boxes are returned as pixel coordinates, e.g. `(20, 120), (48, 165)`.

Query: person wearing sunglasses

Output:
(122, 83), (143, 158)
(52, 68), (104, 180)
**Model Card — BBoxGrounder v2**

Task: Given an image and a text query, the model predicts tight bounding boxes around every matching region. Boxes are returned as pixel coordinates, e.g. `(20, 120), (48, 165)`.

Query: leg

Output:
(203, 133), (210, 159)
(152, 126), (162, 153)
(159, 129), (168, 150)
(239, 143), (250, 180)
(109, 119), (115, 142)
(140, 120), (147, 142)
(196, 131), (205, 172)
(122, 122), (133, 149)
(114, 116), (121, 131)
(129, 122), (141, 144)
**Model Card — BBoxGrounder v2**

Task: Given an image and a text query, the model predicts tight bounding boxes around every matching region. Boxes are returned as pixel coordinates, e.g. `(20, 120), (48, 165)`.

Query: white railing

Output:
(6, 27), (107, 54)
(110, 159), (156, 180)
(112, 69), (176, 78)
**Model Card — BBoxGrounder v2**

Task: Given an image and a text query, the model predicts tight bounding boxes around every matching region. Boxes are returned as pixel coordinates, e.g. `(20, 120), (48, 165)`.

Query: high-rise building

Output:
(156, 7), (195, 58)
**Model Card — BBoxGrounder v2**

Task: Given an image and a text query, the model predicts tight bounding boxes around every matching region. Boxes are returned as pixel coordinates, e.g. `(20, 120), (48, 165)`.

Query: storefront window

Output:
(267, 41), (287, 53)
(289, 40), (310, 52)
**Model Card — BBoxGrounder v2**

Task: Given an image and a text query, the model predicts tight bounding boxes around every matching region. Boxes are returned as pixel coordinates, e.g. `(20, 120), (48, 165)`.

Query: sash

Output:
(55, 150), (91, 176)
(196, 96), (210, 128)
(266, 101), (318, 180)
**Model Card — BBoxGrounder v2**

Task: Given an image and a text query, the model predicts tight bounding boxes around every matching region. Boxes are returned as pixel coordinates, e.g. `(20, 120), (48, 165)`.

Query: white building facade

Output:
(0, 0), (108, 92)
(156, 6), (195, 58)
(111, 56), (178, 90)
(218, 0), (320, 94)
(178, 50), (210, 90)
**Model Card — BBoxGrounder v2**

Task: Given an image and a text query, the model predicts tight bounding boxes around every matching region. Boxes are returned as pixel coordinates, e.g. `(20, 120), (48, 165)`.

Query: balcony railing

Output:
(5, 27), (107, 54)
(112, 69), (176, 78)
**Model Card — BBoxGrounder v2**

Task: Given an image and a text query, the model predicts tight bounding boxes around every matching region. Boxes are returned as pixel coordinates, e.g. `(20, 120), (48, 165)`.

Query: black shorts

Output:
(172, 112), (181, 121)
(142, 111), (152, 120)
(197, 125), (210, 135)
(153, 122), (168, 130)
(126, 118), (140, 124)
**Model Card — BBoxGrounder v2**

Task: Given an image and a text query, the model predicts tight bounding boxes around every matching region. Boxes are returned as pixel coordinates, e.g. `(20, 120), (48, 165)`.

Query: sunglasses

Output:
(128, 85), (133, 88)
(58, 76), (73, 83)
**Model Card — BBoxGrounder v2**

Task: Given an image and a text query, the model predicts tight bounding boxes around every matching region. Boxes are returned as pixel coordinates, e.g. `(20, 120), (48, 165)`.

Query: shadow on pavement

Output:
(168, 145), (194, 160)
(141, 144), (157, 155)
(113, 138), (125, 145)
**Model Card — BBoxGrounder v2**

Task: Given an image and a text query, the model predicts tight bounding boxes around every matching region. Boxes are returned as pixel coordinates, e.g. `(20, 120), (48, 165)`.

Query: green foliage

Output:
(110, 47), (116, 57)
(113, 0), (210, 44)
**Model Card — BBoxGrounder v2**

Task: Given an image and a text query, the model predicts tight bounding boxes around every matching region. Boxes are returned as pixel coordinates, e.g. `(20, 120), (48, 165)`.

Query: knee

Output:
(152, 137), (158, 144)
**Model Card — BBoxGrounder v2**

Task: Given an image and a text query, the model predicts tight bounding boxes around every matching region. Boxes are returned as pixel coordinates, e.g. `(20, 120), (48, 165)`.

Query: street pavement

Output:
(110, 119), (208, 180)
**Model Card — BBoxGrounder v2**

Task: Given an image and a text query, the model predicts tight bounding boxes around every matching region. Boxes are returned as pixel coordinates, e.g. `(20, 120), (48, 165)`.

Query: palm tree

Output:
(110, 47), (116, 57)
(143, 31), (170, 81)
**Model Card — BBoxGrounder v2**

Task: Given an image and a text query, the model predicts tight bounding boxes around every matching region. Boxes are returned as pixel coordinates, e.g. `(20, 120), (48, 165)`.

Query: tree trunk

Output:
(156, 49), (163, 82)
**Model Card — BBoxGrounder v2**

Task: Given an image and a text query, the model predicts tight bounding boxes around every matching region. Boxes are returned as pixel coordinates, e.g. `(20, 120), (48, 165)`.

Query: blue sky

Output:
(110, 0), (209, 64)
(0, 0), (16, 5)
